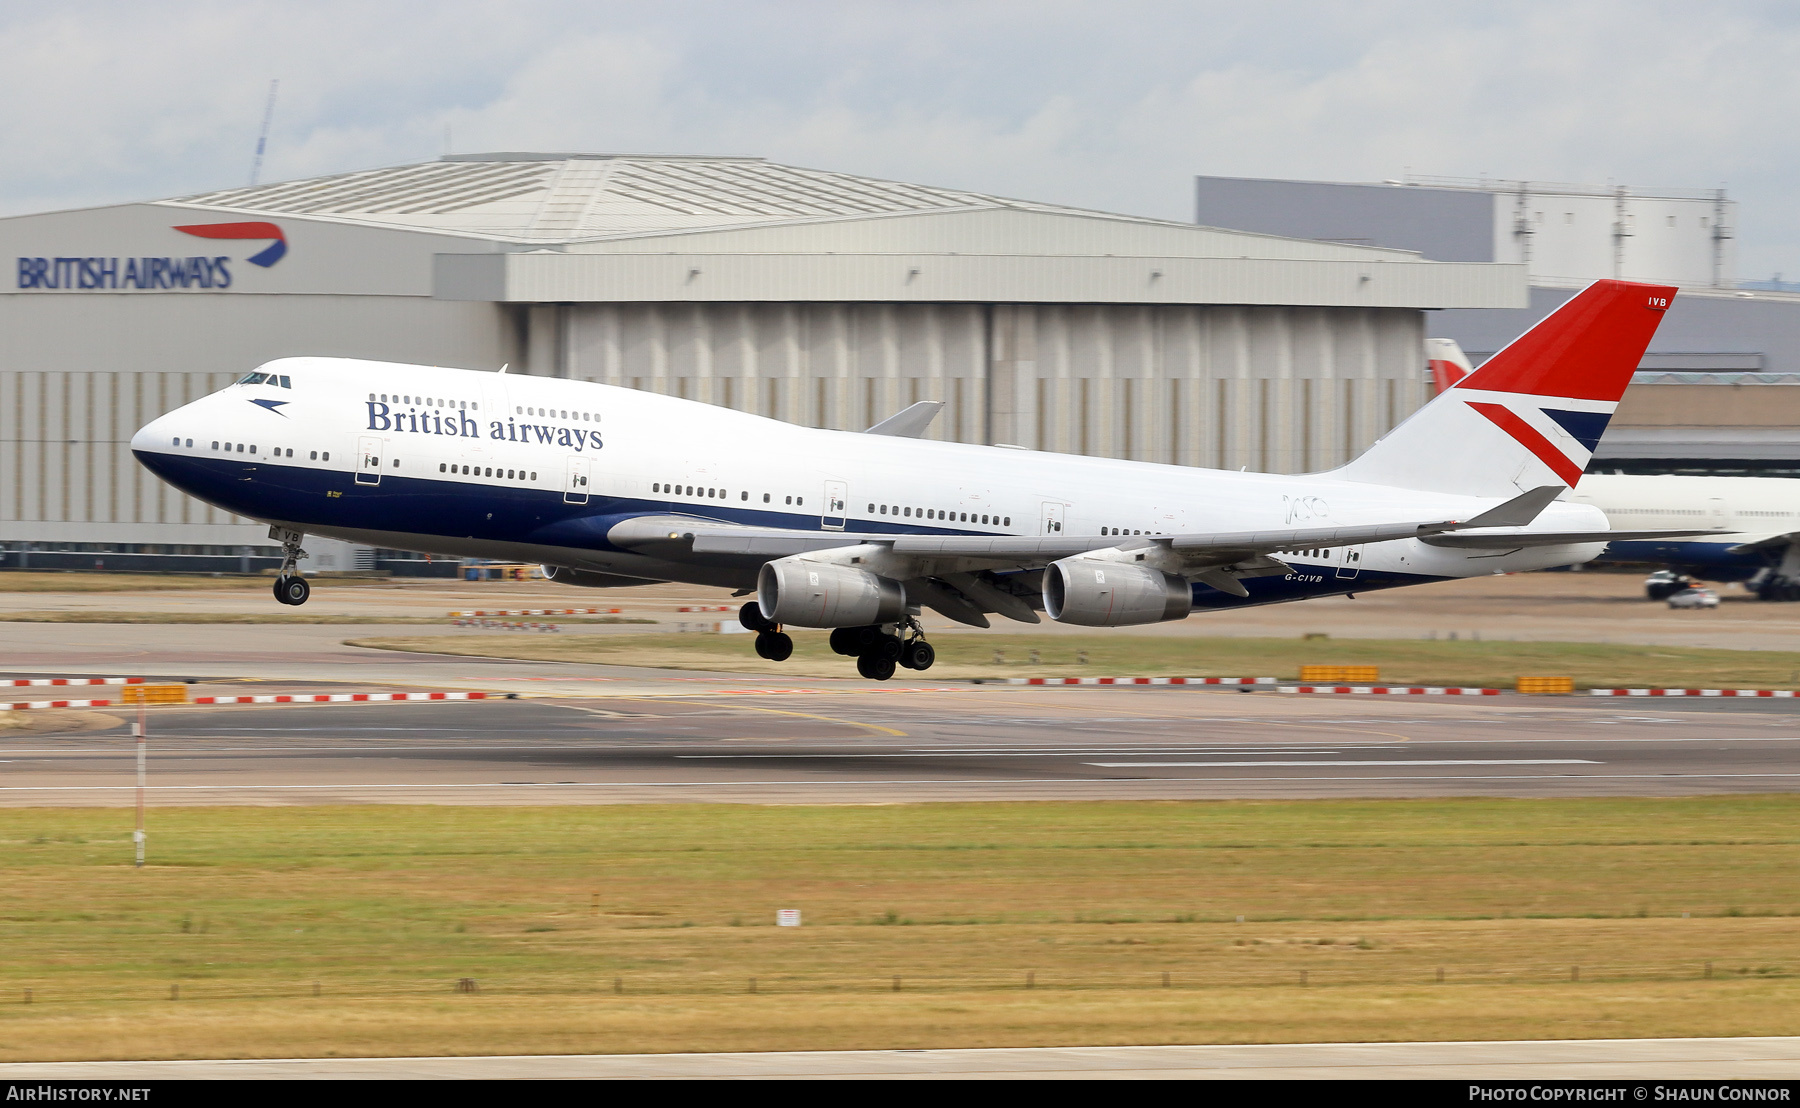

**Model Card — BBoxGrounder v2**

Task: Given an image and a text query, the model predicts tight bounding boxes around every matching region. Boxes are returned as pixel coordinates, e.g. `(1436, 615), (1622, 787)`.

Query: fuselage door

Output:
(356, 436), (383, 486)
(564, 457), (590, 506)
(822, 480), (848, 530)
(1333, 545), (1364, 580)
(1041, 501), (1067, 536)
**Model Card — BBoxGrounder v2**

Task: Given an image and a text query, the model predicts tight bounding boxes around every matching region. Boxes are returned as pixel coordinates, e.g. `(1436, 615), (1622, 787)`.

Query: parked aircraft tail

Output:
(1332, 279), (1673, 498)
(1425, 337), (1474, 394)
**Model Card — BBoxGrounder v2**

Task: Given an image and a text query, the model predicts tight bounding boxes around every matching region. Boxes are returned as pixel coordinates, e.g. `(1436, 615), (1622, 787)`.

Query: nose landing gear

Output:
(269, 527), (310, 606)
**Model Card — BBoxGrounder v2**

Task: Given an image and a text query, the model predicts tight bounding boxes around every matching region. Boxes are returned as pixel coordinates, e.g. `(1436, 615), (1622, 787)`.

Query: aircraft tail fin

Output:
(1425, 337), (1474, 394)
(1332, 279), (1673, 498)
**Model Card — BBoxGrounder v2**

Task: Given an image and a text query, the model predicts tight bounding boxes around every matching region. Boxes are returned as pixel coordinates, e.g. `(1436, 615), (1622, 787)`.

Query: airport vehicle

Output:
(1430, 338), (1800, 601)
(133, 280), (1702, 680)
(1667, 586), (1721, 610)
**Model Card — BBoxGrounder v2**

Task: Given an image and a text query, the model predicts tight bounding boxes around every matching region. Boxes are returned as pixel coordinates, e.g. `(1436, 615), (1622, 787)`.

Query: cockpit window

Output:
(237, 372), (292, 388)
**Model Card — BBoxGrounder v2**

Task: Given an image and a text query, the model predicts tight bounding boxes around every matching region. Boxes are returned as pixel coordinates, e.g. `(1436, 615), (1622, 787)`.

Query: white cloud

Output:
(4, 0), (1800, 274)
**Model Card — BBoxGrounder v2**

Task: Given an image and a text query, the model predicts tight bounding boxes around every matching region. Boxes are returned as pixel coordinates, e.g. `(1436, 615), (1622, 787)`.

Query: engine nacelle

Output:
(1043, 558), (1192, 627)
(757, 559), (906, 628)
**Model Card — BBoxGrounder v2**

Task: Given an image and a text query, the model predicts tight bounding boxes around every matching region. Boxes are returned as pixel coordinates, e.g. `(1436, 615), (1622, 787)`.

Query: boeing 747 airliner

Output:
(132, 279), (1705, 679)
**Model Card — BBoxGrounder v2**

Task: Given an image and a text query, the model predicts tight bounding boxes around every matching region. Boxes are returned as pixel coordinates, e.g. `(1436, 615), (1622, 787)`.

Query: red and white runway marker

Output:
(191, 691), (500, 706)
(1003, 676), (1276, 686)
(1, 698), (114, 710)
(1279, 685), (1502, 696)
(1, 677), (143, 687)
(1590, 688), (1798, 698)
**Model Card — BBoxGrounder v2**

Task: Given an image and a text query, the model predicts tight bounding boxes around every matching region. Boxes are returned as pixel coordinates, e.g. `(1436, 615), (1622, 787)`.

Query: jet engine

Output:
(1043, 558), (1192, 627)
(757, 558), (907, 628)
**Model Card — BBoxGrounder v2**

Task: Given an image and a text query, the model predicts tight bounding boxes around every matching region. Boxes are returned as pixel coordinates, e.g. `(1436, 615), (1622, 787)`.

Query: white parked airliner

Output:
(1429, 337), (1800, 600)
(133, 279), (1704, 679)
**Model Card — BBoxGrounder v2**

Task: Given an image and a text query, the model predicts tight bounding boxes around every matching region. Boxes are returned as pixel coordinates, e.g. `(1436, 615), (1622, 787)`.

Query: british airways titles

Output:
(365, 402), (604, 452)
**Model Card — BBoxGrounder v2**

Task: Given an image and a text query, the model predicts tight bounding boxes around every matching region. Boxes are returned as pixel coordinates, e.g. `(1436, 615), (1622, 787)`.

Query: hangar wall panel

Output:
(562, 301), (1425, 474)
(0, 295), (513, 546)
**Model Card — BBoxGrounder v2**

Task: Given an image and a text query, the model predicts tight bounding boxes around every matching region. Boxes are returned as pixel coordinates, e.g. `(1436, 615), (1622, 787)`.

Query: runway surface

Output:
(8, 678), (1800, 804)
(6, 1037), (1800, 1079)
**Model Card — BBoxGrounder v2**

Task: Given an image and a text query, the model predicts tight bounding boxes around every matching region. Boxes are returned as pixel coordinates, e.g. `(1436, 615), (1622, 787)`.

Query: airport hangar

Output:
(1196, 173), (1800, 478)
(0, 152), (1520, 575)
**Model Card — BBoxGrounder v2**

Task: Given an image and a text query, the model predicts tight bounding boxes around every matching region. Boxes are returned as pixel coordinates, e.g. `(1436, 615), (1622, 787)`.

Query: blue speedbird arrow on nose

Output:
(250, 398), (290, 416)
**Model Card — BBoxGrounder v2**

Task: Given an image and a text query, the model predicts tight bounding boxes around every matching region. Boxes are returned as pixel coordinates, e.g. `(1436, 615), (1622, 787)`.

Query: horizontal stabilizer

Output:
(1456, 486), (1563, 529)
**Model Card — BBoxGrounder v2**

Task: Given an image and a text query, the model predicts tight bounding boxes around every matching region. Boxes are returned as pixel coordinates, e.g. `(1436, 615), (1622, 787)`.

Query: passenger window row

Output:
(653, 483), (804, 507)
(439, 464), (537, 480)
(208, 441), (306, 459)
(1103, 527), (1163, 536)
(372, 392), (478, 411)
(873, 504), (1009, 526)
(518, 405), (598, 422)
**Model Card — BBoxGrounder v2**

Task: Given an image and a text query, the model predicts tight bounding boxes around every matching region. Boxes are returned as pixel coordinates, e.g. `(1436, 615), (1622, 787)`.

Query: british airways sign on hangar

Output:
(16, 221), (288, 290)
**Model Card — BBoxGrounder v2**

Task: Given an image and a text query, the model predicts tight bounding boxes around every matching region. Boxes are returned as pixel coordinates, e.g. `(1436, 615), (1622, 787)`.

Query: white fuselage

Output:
(131, 357), (1613, 605)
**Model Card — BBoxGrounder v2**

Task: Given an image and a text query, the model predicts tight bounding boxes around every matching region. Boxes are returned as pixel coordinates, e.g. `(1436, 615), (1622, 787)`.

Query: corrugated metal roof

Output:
(172, 153), (1119, 243)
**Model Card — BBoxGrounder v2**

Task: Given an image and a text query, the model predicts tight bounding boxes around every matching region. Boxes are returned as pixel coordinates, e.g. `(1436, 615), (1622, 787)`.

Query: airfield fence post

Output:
(892, 976), (901, 992)
(748, 978), (756, 994)
(613, 977), (622, 994)
(1161, 971), (1170, 988)
(170, 983), (178, 1001)
(1300, 970), (1307, 988)
(1571, 965), (1580, 983)
(1026, 972), (1034, 989)
(134, 699), (147, 869)
(22, 989), (30, 1005)
(1436, 967), (1445, 984)
(1706, 962), (1713, 979)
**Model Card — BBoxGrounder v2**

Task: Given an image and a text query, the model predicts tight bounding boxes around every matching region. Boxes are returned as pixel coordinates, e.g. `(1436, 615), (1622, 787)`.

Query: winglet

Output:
(865, 401), (944, 438)
(1450, 485), (1565, 530)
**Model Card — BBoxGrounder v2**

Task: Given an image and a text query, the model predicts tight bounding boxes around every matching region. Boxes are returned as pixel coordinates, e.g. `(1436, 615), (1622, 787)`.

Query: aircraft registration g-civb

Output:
(133, 279), (1709, 680)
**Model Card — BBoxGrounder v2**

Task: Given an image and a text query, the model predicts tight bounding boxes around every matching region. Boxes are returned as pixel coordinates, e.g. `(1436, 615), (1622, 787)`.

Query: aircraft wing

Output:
(607, 487), (1576, 568)
(1728, 532), (1800, 555)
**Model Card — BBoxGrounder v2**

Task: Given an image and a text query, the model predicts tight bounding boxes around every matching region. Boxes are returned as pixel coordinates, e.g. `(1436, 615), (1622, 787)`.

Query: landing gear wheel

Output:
(269, 528), (309, 607)
(875, 634), (903, 661)
(829, 628), (862, 656)
(900, 639), (935, 671)
(273, 575), (310, 606)
(739, 602), (774, 632)
(856, 652), (897, 681)
(754, 630), (793, 662)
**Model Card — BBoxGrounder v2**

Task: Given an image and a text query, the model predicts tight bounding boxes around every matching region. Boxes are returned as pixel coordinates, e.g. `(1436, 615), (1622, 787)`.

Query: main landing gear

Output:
(830, 617), (934, 682)
(736, 602), (935, 681)
(739, 602), (793, 661)
(271, 528), (310, 606)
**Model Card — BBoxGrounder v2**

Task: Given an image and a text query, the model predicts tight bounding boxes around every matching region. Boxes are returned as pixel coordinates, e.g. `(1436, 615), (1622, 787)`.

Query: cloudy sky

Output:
(7, 0), (1799, 277)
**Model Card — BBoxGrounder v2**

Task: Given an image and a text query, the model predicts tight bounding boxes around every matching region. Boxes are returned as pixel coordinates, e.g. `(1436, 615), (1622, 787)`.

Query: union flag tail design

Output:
(1333, 279), (1674, 497)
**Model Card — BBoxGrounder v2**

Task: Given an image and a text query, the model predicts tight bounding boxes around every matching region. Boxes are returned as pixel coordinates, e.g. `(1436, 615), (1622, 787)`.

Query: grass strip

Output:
(4, 797), (1800, 1058)
(353, 631), (1800, 688)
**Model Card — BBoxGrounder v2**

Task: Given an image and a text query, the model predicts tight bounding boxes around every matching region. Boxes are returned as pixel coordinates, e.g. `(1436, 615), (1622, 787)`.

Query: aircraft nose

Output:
(132, 411), (180, 454)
